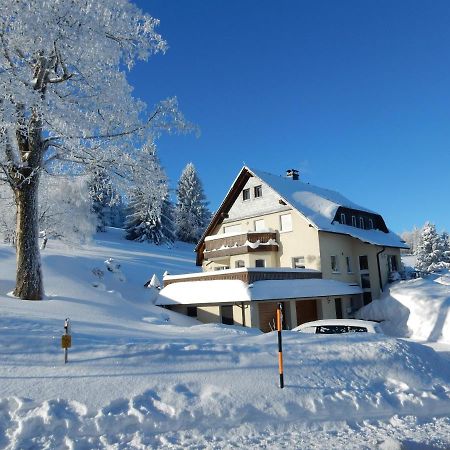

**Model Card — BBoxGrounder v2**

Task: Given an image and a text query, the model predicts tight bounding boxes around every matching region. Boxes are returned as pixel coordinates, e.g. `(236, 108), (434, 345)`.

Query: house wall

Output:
(227, 176), (290, 221)
(318, 232), (402, 300)
(197, 306), (221, 323)
(203, 208), (321, 272)
(232, 303), (252, 326)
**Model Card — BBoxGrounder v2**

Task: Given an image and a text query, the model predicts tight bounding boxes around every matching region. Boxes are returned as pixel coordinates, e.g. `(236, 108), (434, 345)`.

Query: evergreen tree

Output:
(415, 222), (450, 272)
(441, 231), (450, 264)
(175, 163), (210, 243)
(124, 147), (174, 244)
(88, 169), (114, 232)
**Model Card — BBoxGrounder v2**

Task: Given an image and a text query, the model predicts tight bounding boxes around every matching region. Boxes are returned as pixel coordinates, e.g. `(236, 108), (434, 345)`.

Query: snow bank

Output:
(357, 271), (450, 343)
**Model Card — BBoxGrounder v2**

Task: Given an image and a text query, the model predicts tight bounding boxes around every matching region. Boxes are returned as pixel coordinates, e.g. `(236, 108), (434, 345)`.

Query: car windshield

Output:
(316, 325), (348, 334)
(347, 326), (368, 333)
(315, 325), (369, 334)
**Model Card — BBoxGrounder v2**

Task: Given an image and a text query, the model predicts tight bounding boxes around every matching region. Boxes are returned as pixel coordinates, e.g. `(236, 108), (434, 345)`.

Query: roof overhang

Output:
(156, 278), (363, 306)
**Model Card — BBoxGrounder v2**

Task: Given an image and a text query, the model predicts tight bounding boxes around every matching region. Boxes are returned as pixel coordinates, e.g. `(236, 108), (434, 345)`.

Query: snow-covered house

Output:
(156, 167), (408, 331)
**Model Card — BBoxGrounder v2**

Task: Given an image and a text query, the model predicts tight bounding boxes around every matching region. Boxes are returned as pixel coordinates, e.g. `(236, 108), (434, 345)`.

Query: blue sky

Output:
(131, 0), (450, 234)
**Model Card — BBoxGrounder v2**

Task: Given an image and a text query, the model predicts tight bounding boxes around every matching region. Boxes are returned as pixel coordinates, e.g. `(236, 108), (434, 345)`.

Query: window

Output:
(387, 255), (398, 272)
(340, 213), (346, 225)
(187, 306), (197, 318)
(280, 213), (292, 232)
(224, 224), (241, 234)
(331, 255), (339, 273)
(335, 298), (343, 319)
(254, 219), (265, 231)
(359, 217), (365, 229)
(235, 260), (245, 268)
(254, 185), (262, 198)
(363, 292), (372, 305)
(351, 216), (357, 227)
(220, 305), (234, 325)
(346, 256), (352, 273)
(242, 188), (250, 201)
(292, 256), (305, 269)
(368, 218), (374, 230)
(359, 255), (369, 271)
(361, 273), (371, 289)
(255, 259), (265, 268)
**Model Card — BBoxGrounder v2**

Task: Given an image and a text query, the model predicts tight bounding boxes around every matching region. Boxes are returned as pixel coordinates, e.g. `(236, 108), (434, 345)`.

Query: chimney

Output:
(285, 169), (299, 181)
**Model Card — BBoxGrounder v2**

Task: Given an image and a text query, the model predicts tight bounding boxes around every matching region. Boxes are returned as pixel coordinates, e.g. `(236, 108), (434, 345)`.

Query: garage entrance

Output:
(296, 299), (318, 325)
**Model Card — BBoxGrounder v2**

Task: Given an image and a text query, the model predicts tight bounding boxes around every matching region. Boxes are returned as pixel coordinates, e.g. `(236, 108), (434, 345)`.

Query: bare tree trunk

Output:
(13, 172), (44, 300)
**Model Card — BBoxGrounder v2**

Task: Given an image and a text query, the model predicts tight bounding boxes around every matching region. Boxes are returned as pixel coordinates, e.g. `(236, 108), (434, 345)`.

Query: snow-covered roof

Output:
(248, 167), (408, 249)
(163, 267), (320, 281)
(156, 279), (363, 306)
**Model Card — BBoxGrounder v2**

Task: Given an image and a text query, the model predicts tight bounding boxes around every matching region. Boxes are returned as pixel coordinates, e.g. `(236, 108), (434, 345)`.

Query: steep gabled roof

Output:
(195, 166), (408, 264)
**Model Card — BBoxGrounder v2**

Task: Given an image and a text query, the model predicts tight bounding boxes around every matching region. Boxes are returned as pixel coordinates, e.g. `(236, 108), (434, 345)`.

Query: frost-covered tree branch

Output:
(0, 0), (194, 299)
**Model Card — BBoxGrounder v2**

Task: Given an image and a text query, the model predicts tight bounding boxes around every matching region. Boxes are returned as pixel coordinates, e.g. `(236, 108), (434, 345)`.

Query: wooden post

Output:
(62, 318), (71, 363)
(277, 303), (284, 388)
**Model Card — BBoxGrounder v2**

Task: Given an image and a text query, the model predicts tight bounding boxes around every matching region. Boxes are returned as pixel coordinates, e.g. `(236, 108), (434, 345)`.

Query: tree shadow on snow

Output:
(428, 297), (450, 342)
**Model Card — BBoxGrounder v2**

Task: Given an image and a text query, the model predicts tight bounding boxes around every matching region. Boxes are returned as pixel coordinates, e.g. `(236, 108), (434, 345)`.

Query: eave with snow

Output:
(157, 166), (408, 332)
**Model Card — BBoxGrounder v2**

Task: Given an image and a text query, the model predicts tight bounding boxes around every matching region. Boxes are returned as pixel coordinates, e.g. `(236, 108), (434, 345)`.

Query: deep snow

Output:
(0, 229), (449, 449)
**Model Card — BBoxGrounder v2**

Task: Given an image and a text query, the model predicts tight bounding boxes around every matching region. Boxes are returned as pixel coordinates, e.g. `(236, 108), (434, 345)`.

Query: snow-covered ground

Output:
(0, 230), (449, 449)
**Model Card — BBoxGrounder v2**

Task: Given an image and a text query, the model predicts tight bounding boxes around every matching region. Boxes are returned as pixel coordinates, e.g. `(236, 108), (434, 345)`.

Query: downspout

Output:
(376, 246), (386, 293)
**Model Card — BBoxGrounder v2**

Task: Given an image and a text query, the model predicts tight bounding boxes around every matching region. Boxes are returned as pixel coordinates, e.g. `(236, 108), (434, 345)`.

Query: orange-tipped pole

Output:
(277, 303), (284, 388)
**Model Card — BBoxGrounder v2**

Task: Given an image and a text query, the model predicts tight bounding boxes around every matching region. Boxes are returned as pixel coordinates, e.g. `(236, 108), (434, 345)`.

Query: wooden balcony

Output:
(203, 232), (278, 260)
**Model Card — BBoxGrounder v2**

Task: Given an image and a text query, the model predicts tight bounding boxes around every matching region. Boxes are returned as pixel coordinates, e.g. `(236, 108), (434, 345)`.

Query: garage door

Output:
(296, 299), (318, 325)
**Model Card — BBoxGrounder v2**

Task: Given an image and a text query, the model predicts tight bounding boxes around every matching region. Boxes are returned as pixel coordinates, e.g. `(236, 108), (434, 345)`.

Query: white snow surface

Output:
(0, 230), (449, 449)
(157, 278), (363, 306)
(357, 271), (450, 344)
(249, 167), (408, 249)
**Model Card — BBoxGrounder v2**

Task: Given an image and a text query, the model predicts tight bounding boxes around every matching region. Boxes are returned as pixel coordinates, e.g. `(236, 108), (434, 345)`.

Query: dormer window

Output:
(242, 188), (250, 201)
(340, 213), (346, 225)
(359, 217), (365, 229)
(352, 216), (357, 227)
(254, 185), (262, 198)
(368, 218), (374, 230)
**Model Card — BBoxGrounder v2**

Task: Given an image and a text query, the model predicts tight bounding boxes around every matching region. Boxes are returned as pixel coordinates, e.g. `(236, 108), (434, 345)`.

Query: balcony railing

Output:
(203, 231), (278, 260)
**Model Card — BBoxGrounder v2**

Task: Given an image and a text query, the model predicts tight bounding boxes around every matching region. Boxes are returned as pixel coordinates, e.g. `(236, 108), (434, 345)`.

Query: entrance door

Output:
(258, 302), (286, 332)
(220, 305), (234, 325)
(296, 299), (318, 325)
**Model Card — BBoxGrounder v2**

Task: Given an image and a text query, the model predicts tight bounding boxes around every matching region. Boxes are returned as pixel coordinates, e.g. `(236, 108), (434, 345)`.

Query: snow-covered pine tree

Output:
(124, 146), (175, 244)
(0, 1), (192, 300)
(175, 163), (211, 243)
(415, 222), (449, 272)
(88, 169), (114, 232)
(441, 231), (450, 264)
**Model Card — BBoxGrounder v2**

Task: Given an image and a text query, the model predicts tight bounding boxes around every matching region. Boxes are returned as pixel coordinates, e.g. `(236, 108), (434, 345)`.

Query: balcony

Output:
(203, 231), (278, 260)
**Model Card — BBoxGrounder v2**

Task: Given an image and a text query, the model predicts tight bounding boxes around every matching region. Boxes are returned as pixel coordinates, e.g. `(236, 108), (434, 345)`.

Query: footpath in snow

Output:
(0, 230), (449, 449)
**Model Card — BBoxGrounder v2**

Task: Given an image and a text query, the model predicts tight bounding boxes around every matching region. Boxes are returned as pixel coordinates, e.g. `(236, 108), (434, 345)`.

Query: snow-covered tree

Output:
(415, 222), (450, 273)
(441, 231), (450, 264)
(0, 1), (192, 299)
(39, 175), (96, 248)
(124, 146), (175, 244)
(400, 226), (421, 254)
(0, 184), (16, 244)
(88, 169), (115, 232)
(175, 163), (210, 243)
(1, 176), (96, 247)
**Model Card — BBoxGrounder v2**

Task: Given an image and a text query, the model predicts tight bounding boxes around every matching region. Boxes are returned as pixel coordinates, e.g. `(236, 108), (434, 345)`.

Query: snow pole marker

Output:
(61, 318), (72, 364)
(277, 303), (284, 388)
